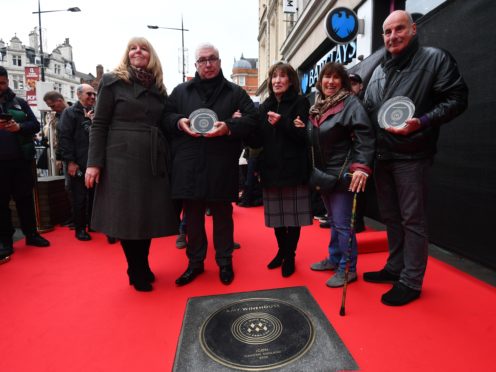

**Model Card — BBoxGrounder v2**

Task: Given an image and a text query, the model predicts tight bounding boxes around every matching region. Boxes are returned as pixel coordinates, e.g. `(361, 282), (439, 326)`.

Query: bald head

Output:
(77, 84), (96, 108)
(382, 10), (416, 56)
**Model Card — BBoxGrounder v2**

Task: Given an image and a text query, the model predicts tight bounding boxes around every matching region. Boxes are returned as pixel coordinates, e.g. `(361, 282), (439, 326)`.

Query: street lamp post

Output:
(33, 1), (81, 81)
(148, 17), (189, 82)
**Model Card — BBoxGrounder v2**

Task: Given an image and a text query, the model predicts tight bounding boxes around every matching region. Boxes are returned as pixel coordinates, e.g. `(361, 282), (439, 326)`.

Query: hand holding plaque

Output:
(189, 108), (218, 135)
(378, 96), (415, 130)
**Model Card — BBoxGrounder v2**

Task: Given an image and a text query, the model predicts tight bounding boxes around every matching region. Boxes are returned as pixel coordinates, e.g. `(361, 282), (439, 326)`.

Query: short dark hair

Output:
(267, 62), (301, 96)
(43, 91), (65, 102)
(349, 73), (362, 84)
(0, 66), (8, 78)
(315, 62), (352, 96)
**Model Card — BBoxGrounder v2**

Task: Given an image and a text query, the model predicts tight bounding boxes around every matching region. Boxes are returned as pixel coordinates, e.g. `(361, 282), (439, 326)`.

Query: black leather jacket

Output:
(364, 37), (468, 160)
(309, 95), (375, 189)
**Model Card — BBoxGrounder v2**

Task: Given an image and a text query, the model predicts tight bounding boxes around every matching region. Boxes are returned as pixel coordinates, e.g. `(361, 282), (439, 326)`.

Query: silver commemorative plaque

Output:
(189, 108), (218, 134)
(378, 96), (415, 129)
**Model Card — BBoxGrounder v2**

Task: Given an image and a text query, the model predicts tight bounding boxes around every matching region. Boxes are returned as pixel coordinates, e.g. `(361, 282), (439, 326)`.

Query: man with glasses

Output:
(165, 42), (257, 286)
(58, 84), (96, 241)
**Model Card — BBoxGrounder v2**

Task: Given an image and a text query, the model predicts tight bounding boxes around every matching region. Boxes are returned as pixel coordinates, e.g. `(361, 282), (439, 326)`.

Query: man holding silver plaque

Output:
(165, 42), (257, 286)
(363, 10), (468, 306)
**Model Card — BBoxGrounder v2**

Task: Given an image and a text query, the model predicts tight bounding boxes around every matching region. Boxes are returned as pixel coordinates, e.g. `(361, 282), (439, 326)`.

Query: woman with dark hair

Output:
(255, 62), (313, 277)
(85, 37), (178, 292)
(296, 62), (375, 287)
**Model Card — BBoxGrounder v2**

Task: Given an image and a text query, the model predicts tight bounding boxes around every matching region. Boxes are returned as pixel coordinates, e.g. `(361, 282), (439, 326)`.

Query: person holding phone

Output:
(0, 66), (50, 264)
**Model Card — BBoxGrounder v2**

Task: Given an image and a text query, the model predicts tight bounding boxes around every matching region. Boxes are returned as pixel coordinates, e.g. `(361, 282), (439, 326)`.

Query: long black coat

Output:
(87, 73), (178, 239)
(255, 91), (310, 188)
(164, 74), (258, 201)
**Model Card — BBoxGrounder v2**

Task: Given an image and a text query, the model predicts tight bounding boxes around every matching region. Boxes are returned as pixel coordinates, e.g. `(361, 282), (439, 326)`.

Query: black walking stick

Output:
(340, 192), (358, 316)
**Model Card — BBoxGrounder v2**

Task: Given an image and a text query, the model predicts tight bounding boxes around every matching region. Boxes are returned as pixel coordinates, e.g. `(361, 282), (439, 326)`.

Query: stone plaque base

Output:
(173, 286), (358, 372)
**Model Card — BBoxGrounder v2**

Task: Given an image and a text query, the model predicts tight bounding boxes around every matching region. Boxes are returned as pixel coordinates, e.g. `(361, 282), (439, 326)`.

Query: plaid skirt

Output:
(263, 185), (313, 228)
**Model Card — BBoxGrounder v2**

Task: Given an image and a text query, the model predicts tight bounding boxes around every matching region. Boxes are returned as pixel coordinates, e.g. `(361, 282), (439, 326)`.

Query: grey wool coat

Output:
(87, 73), (178, 239)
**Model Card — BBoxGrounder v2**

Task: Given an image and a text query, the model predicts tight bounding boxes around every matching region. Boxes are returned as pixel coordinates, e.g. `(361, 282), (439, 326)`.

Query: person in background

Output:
(164, 42), (257, 286)
(85, 37), (178, 292)
(363, 10), (468, 306)
(302, 62), (375, 287)
(58, 84), (96, 241)
(254, 62), (313, 277)
(0, 66), (50, 264)
(349, 73), (364, 99)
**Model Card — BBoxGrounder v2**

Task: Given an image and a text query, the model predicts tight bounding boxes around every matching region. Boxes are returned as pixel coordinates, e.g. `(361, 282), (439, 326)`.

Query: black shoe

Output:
(25, 233), (50, 247)
(319, 221), (330, 228)
(381, 282), (421, 306)
(129, 277), (153, 292)
(107, 236), (118, 244)
(233, 242), (241, 249)
(0, 241), (14, 263)
(175, 266), (204, 286)
(267, 254), (284, 269)
(75, 229), (91, 241)
(219, 264), (234, 285)
(282, 257), (295, 277)
(363, 269), (399, 284)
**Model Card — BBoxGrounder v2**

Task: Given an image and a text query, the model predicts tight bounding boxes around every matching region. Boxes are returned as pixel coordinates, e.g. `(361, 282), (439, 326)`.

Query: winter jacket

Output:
(309, 95), (375, 191)
(256, 90), (310, 188)
(364, 37), (468, 160)
(58, 101), (92, 170)
(164, 71), (258, 201)
(87, 73), (178, 239)
(0, 89), (39, 161)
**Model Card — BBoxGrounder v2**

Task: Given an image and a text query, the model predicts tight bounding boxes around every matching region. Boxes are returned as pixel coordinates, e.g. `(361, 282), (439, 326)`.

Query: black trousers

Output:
(183, 199), (234, 268)
(0, 160), (37, 242)
(69, 174), (94, 231)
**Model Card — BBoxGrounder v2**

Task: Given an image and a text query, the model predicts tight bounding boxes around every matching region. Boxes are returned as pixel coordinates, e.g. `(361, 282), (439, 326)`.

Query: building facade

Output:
(0, 29), (94, 116)
(231, 55), (259, 100)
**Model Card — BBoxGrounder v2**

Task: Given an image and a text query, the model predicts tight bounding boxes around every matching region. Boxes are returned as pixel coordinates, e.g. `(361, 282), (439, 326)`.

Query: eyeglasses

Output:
(196, 57), (219, 66)
(86, 92), (97, 97)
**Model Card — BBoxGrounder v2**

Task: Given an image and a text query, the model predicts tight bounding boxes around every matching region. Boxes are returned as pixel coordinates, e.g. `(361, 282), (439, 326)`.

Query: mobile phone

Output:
(0, 113), (13, 121)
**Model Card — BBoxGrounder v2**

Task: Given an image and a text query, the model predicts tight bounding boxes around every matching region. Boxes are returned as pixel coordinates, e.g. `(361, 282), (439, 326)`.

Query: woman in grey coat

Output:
(85, 37), (178, 292)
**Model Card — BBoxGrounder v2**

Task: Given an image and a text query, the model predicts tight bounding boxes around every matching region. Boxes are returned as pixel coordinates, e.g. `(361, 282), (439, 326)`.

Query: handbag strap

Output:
(307, 121), (351, 175)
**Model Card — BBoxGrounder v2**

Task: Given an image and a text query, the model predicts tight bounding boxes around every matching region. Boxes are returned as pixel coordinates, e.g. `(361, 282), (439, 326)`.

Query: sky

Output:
(1, 0), (259, 90)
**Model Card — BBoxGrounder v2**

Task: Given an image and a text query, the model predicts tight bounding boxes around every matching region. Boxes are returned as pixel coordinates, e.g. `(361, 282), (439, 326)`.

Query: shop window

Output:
(54, 64), (61, 74)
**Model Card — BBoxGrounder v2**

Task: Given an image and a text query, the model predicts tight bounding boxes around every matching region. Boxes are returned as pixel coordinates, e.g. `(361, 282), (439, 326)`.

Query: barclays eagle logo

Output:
(331, 9), (356, 39)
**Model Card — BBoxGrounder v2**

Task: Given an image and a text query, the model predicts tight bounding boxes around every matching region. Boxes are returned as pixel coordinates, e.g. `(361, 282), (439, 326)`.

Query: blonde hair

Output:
(113, 37), (166, 95)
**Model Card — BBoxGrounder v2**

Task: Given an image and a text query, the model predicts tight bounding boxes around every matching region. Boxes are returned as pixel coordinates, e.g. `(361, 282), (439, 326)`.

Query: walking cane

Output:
(339, 192), (358, 316)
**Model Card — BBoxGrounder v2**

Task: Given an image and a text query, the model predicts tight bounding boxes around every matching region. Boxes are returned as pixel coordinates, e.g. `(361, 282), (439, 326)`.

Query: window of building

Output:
(12, 74), (24, 90)
(12, 55), (22, 66)
(238, 76), (246, 86)
(406, 0), (447, 20)
(54, 64), (61, 74)
(54, 83), (62, 93)
(70, 86), (75, 100)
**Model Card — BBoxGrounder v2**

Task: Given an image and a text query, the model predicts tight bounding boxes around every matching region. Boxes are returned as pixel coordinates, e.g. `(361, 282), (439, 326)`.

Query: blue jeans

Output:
(321, 190), (357, 272)
(375, 159), (430, 290)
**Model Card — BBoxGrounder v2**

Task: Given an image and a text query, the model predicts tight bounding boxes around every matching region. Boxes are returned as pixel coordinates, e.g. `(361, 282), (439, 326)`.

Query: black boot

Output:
(281, 227), (300, 277)
(121, 240), (152, 292)
(267, 249), (285, 269)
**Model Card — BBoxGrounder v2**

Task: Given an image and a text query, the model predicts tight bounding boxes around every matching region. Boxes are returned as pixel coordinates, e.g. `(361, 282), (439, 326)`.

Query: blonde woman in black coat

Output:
(255, 62), (313, 277)
(85, 37), (178, 292)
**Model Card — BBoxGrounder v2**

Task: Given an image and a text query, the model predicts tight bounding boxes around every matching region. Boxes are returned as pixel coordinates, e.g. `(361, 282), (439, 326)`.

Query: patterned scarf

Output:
(129, 66), (155, 89)
(309, 89), (350, 122)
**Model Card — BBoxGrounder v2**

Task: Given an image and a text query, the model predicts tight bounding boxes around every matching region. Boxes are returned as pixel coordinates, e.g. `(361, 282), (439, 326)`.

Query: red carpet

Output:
(1, 205), (494, 371)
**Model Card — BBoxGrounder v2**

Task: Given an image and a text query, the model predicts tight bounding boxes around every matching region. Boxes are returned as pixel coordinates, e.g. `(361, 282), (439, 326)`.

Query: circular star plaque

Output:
(378, 96), (415, 129)
(189, 108), (218, 134)
(199, 298), (315, 370)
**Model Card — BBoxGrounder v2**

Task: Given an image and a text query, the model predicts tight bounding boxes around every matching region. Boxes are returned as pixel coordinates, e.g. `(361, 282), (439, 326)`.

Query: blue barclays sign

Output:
(300, 40), (356, 95)
(325, 7), (359, 44)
